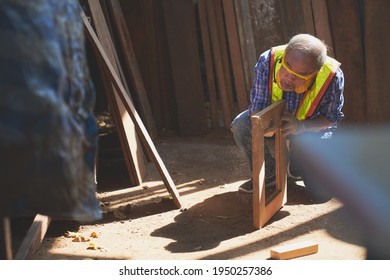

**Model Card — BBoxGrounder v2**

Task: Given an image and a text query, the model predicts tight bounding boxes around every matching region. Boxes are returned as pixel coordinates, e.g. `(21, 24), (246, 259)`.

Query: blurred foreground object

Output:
(296, 126), (390, 259)
(0, 0), (101, 221)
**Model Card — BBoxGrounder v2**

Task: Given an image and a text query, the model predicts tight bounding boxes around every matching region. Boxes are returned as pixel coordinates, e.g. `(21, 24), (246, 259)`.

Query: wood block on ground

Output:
(270, 241), (318, 260)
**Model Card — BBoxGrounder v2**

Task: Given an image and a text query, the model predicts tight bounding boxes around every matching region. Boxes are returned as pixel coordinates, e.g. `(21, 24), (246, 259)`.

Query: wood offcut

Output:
(270, 241), (319, 260)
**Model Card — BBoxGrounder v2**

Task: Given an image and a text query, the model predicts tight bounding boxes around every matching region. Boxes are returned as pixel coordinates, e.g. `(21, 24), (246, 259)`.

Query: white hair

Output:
(285, 34), (328, 70)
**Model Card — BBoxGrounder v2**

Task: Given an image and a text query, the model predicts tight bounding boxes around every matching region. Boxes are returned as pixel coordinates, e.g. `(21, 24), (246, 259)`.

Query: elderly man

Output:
(231, 33), (344, 196)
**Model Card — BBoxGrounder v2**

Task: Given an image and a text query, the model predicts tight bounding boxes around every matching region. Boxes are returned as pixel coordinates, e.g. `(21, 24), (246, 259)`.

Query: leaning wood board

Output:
(88, 0), (146, 185)
(198, 0), (219, 128)
(222, 0), (248, 113)
(206, 0), (232, 128)
(82, 11), (182, 209)
(326, 0), (367, 123)
(161, 0), (207, 136)
(14, 215), (51, 260)
(106, 0), (158, 140)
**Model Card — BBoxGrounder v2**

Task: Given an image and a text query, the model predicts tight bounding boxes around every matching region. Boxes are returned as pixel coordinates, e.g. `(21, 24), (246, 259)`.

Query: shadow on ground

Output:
(150, 182), (366, 259)
(151, 191), (254, 253)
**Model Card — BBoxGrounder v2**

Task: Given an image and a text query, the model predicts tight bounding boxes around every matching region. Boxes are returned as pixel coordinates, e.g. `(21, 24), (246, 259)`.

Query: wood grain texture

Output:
(14, 215), (51, 260)
(198, 0), (219, 128)
(88, 0), (146, 185)
(162, 0), (208, 136)
(83, 11), (182, 209)
(270, 241), (318, 260)
(251, 100), (287, 229)
(222, 0), (248, 113)
(107, 0), (158, 139)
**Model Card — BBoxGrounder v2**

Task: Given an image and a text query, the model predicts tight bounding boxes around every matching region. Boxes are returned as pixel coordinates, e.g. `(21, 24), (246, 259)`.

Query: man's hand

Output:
(281, 110), (305, 137)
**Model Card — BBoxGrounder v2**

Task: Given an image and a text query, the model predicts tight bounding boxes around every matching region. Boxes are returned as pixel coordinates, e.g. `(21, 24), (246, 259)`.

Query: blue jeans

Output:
(230, 110), (276, 178)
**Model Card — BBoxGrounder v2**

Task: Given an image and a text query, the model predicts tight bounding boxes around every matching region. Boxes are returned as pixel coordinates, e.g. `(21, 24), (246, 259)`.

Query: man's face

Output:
(278, 49), (317, 92)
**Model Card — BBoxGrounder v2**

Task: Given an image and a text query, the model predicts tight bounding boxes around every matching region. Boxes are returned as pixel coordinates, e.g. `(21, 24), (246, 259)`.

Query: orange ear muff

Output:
(275, 69), (283, 89)
(294, 77), (314, 94)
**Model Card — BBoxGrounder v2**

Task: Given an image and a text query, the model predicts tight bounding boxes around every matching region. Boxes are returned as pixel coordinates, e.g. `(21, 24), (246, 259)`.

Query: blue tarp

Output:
(0, 0), (101, 221)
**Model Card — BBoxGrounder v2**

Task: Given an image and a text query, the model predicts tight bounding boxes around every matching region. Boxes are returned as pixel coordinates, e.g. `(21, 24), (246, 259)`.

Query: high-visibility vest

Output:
(268, 45), (341, 120)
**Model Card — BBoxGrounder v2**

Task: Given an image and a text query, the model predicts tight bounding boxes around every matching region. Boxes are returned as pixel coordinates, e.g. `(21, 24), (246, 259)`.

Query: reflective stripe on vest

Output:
(268, 45), (341, 120)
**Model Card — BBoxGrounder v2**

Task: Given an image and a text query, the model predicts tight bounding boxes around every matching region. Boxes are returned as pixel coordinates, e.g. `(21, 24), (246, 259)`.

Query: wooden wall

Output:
(96, 0), (390, 138)
(248, 0), (390, 126)
(118, 0), (251, 135)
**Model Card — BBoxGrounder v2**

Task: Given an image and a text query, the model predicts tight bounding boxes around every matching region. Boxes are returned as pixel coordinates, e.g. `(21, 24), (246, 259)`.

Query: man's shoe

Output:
(238, 179), (253, 194)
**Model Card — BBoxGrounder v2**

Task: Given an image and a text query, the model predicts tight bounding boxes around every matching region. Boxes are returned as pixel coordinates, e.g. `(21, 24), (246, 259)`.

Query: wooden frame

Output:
(251, 100), (287, 229)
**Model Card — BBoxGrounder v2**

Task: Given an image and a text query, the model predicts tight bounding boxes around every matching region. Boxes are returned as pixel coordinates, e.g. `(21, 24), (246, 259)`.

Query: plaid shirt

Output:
(249, 49), (345, 128)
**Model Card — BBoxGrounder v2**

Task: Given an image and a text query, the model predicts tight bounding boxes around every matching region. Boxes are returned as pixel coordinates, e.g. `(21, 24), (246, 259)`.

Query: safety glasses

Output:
(281, 53), (317, 81)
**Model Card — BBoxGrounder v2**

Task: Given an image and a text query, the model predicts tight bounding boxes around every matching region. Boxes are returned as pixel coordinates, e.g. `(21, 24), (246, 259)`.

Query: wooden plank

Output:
(106, 0), (158, 140)
(82, 11), (183, 209)
(161, 0), (207, 136)
(198, 0), (219, 128)
(233, 0), (257, 94)
(0, 217), (12, 259)
(119, 0), (175, 132)
(251, 100), (287, 229)
(247, 0), (284, 55)
(206, 0), (232, 128)
(88, 0), (146, 185)
(153, 0), (178, 132)
(326, 0), (366, 124)
(14, 215), (51, 260)
(100, 0), (132, 98)
(214, 0), (236, 118)
(270, 241), (318, 260)
(363, 0), (390, 123)
(300, 0), (315, 35)
(311, 0), (334, 56)
(277, 0), (306, 40)
(222, 0), (248, 113)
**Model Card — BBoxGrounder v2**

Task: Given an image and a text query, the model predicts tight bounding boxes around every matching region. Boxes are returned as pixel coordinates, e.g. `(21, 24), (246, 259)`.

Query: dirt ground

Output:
(30, 128), (367, 260)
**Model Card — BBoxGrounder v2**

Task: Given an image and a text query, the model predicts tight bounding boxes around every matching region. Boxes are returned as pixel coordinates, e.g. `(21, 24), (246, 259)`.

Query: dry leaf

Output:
(87, 242), (101, 250)
(217, 216), (230, 220)
(72, 236), (90, 242)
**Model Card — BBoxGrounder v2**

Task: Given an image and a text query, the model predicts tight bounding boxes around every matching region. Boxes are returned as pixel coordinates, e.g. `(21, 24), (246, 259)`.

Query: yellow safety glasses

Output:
(281, 54), (317, 81)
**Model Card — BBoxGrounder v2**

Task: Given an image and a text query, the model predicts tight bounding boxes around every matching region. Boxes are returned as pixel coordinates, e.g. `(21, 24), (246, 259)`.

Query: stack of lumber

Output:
(84, 0), (256, 185)
(118, 0), (254, 134)
(83, 0), (182, 209)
